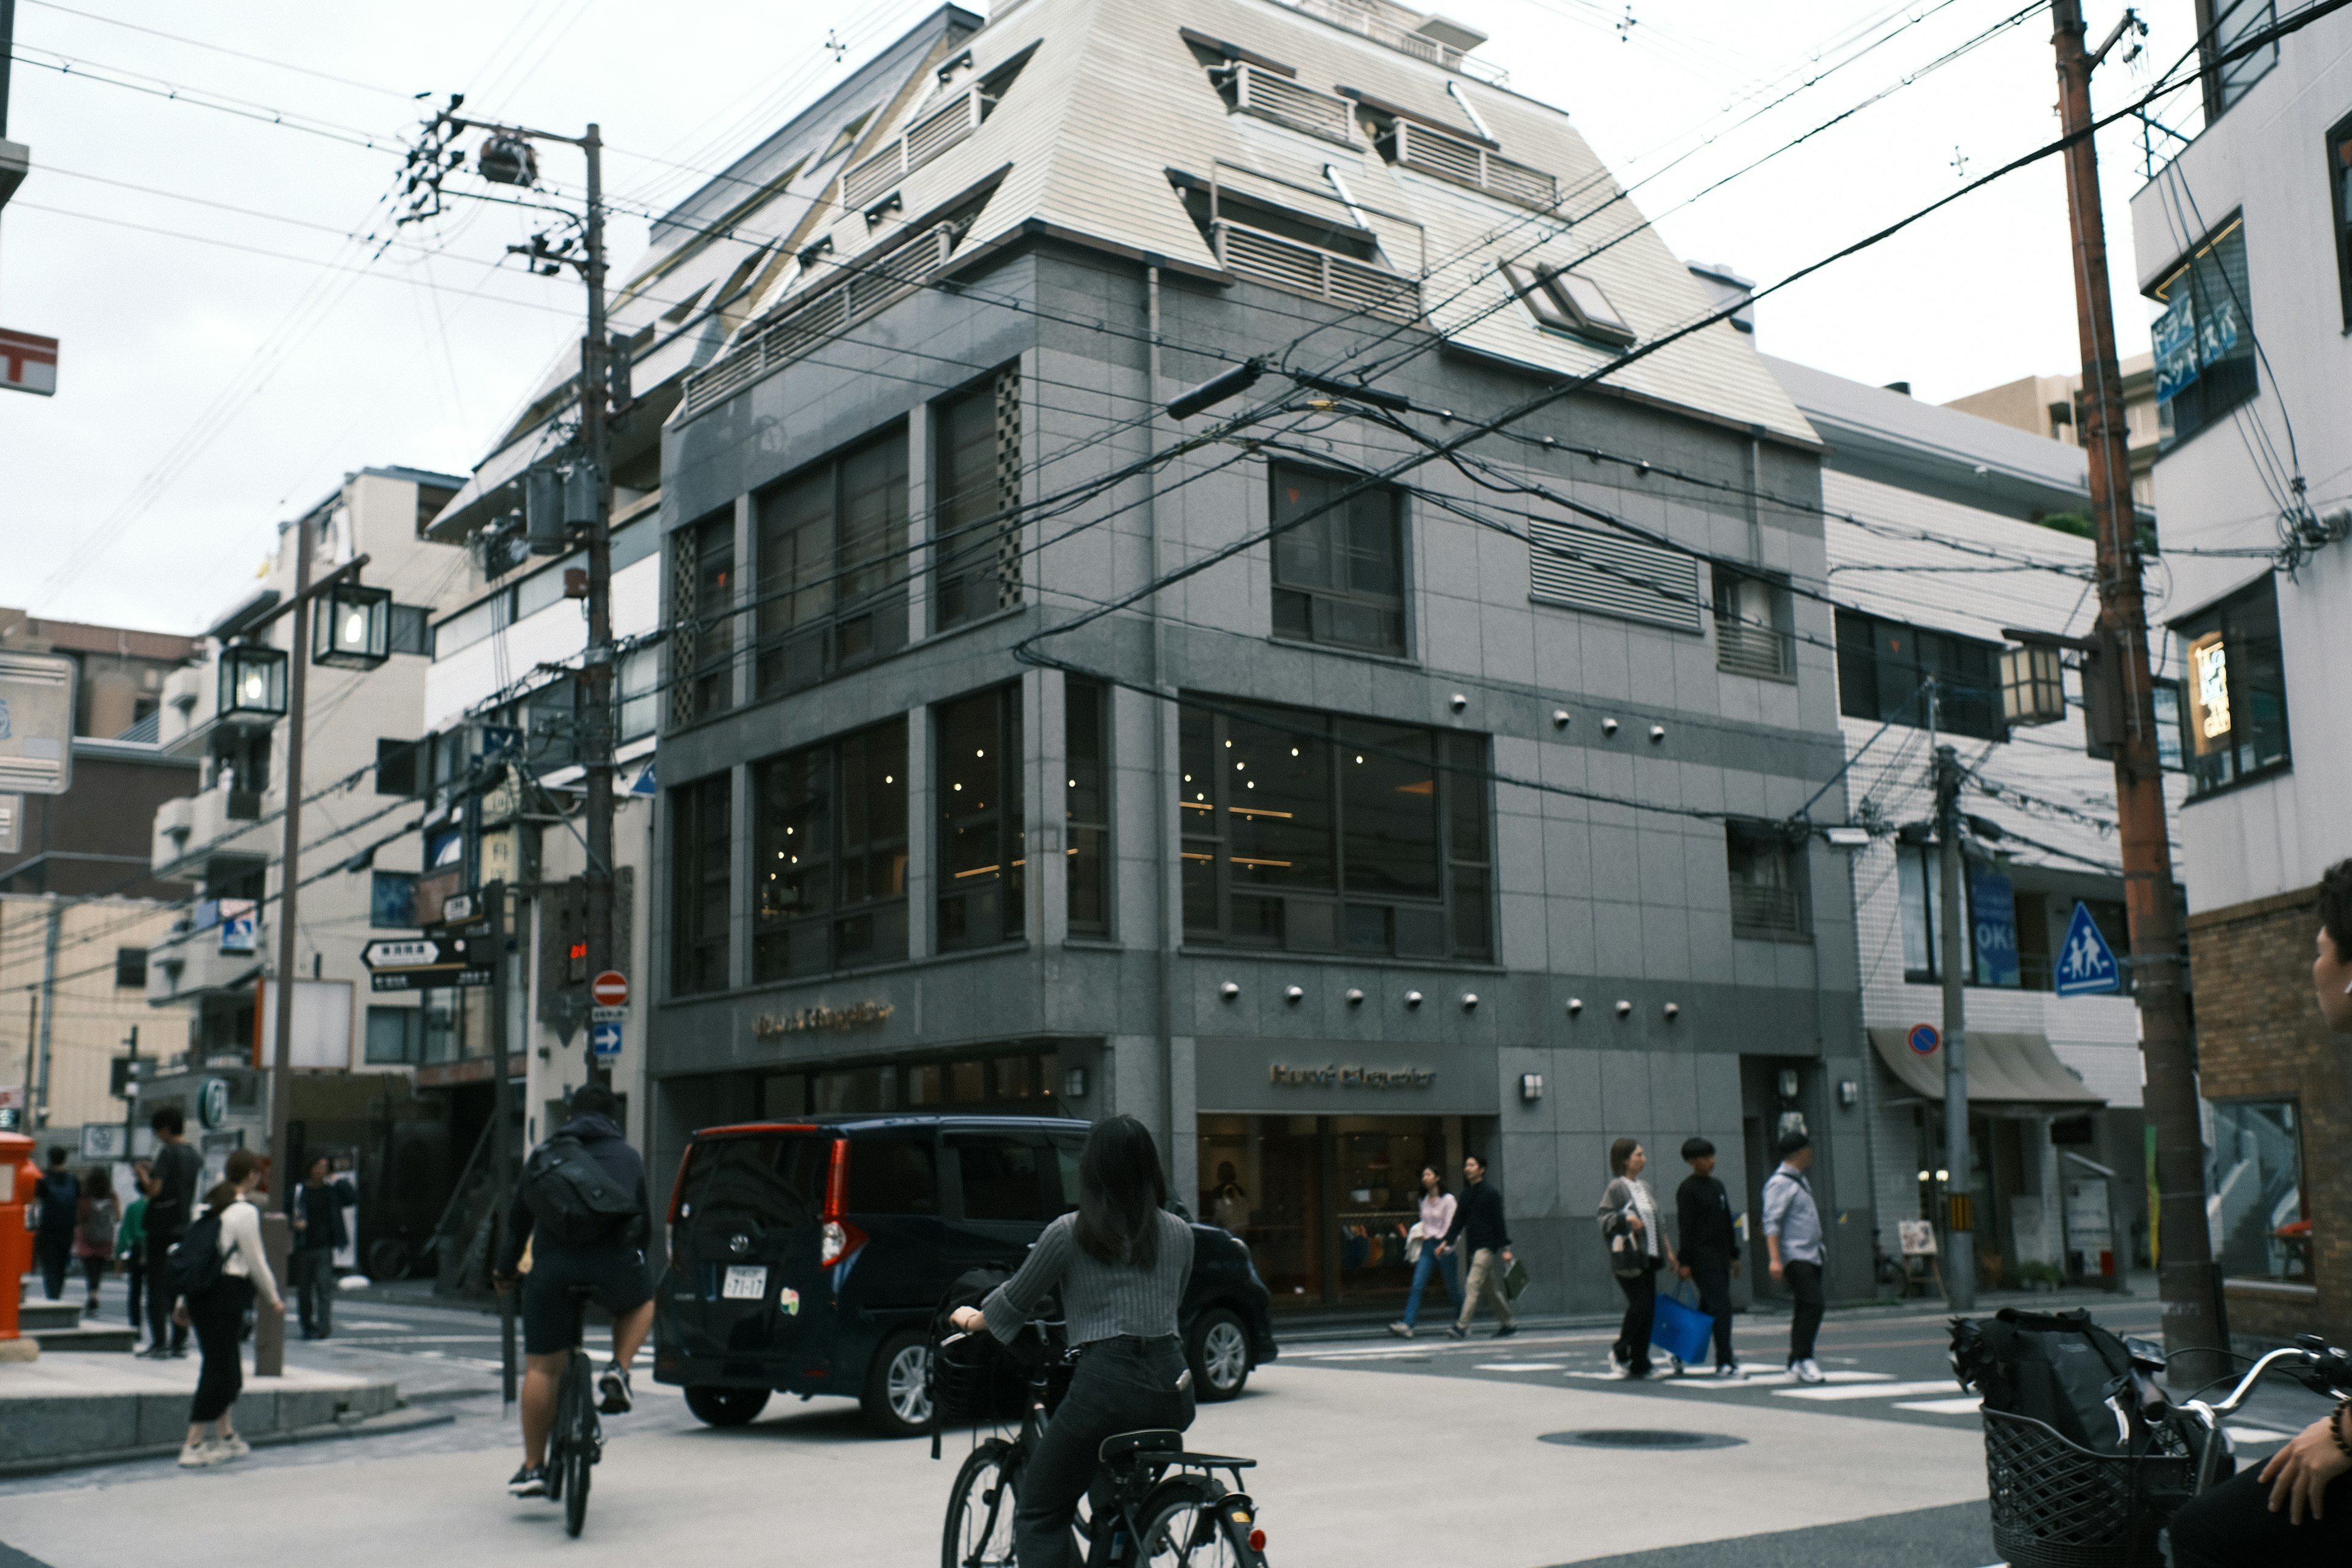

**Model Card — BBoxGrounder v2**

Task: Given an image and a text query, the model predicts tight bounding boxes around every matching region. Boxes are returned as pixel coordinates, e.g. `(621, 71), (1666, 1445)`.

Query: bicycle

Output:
(541, 1286), (605, 1539)
(2171, 1333), (2352, 1496)
(939, 1334), (1268, 1568)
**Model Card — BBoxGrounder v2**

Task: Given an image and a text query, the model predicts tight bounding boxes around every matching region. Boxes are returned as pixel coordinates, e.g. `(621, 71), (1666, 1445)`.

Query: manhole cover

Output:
(1540, 1429), (1746, 1451)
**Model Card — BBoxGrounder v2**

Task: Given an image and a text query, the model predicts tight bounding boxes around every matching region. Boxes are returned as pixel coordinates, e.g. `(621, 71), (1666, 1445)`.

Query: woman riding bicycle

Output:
(2168, 858), (2352, 1566)
(949, 1114), (1196, 1568)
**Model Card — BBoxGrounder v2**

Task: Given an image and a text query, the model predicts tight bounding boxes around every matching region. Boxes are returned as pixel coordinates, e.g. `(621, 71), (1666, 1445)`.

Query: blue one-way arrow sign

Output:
(2054, 901), (2122, 996)
(590, 1020), (624, 1058)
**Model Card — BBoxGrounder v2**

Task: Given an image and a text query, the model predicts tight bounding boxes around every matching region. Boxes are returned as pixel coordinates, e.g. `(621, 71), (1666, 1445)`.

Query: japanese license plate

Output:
(722, 1265), (767, 1301)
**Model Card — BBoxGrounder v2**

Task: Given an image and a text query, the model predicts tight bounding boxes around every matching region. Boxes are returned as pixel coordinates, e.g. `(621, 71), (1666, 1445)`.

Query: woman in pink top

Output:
(1390, 1165), (1460, 1338)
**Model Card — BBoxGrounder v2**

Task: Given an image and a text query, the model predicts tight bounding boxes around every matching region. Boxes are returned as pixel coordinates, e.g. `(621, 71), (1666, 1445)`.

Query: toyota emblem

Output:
(728, 1234), (750, 1256)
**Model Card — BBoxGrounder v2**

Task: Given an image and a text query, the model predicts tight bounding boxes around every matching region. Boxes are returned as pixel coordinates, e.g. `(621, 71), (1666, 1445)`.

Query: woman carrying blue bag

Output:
(1598, 1140), (1678, 1378)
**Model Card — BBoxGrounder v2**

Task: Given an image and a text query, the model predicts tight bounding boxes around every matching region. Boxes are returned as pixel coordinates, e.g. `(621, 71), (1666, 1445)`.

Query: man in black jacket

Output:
(1439, 1152), (1516, 1340)
(138, 1105), (203, 1357)
(1675, 1137), (1743, 1376)
(288, 1154), (356, 1340)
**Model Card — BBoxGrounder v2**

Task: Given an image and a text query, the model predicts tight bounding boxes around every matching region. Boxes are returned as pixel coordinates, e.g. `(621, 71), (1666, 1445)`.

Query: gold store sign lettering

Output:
(756, 1001), (894, 1038)
(1268, 1062), (1436, 1090)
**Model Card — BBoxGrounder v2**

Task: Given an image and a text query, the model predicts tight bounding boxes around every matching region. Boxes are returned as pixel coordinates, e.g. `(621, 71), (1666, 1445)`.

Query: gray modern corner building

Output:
(649, 0), (1871, 1317)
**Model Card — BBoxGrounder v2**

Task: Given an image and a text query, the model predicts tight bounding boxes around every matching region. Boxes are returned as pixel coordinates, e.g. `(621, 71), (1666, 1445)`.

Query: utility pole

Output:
(121, 1025), (138, 1161)
(2050, 0), (2226, 1376)
(1934, 744), (1975, 1311)
(576, 125), (616, 1094)
(258, 508), (314, 1380)
(31, 894), (58, 1126)
(489, 879), (517, 1404)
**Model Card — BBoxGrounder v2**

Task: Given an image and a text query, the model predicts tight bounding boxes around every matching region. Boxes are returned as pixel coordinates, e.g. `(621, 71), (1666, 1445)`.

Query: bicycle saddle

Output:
(1098, 1430), (1185, 1466)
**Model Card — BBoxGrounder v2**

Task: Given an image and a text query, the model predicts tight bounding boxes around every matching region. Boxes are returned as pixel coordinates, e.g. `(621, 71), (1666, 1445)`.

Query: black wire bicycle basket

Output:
(1981, 1409), (2196, 1568)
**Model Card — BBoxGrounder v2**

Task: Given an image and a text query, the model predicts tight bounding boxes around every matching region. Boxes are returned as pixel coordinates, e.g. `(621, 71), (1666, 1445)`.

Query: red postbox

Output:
(0, 1132), (38, 1344)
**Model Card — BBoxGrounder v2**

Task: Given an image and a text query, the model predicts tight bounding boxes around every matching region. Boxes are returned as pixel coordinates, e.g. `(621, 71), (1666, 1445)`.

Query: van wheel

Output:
(1188, 1308), (1251, 1401)
(684, 1385), (771, 1427)
(861, 1327), (934, 1437)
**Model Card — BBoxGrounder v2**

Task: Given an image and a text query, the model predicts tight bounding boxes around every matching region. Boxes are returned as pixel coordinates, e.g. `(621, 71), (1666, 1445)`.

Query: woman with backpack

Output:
(72, 1167), (119, 1315)
(173, 1148), (283, 1468)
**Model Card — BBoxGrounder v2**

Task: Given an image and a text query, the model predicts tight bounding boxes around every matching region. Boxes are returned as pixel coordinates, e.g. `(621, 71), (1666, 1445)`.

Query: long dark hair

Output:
(1073, 1115), (1167, 1268)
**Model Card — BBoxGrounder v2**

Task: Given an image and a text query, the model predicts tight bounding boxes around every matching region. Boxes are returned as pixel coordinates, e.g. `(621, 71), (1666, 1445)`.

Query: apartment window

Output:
(2198, 0), (2277, 121)
(113, 948), (147, 989)
(388, 605), (431, 656)
(1270, 462), (1406, 655)
(1502, 261), (1634, 345)
(1065, 676), (1110, 938)
(672, 511), (736, 726)
(752, 718), (908, 979)
(937, 684), (1024, 951)
(755, 425), (910, 698)
(1178, 698), (1491, 960)
(375, 737), (422, 797)
(1726, 823), (1808, 941)
(2209, 1098), (2307, 1282)
(933, 366), (1023, 633)
(2176, 575), (2290, 794)
(2329, 111), (2352, 331)
(671, 772), (733, 995)
(1835, 609), (2003, 741)
(364, 1006), (422, 1065)
(1714, 570), (1792, 679)
(2151, 217), (2258, 450)
(371, 872), (418, 929)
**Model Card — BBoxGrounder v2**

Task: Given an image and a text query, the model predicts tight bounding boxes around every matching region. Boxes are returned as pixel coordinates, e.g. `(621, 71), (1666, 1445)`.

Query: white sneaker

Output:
(1607, 1349), (1629, 1378)
(1665, 1354), (1686, 1377)
(215, 1433), (251, 1460)
(1716, 1362), (1746, 1379)
(1792, 1358), (1826, 1384)
(178, 1441), (223, 1469)
(1389, 1322), (1414, 1340)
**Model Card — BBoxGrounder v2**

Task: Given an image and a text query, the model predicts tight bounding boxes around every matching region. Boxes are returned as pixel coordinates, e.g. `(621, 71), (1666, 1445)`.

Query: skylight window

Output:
(1503, 262), (1634, 345)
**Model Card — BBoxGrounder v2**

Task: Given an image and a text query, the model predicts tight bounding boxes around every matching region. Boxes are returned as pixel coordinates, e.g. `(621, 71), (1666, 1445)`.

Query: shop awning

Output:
(1868, 1028), (2105, 1107)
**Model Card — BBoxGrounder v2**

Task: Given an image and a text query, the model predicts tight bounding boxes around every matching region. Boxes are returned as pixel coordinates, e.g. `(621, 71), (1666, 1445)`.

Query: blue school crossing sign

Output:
(2055, 901), (2122, 996)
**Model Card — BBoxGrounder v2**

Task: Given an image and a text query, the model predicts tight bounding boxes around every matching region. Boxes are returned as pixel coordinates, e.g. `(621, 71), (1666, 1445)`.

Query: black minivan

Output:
(652, 1114), (1278, 1435)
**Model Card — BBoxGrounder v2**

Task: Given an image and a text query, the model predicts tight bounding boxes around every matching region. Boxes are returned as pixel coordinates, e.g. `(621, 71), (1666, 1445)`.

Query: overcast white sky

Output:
(0, 0), (2199, 634)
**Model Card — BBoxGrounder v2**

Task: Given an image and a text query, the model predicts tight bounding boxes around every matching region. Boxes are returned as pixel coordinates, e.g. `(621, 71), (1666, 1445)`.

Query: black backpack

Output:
(36, 1172), (78, 1230)
(520, 1134), (641, 1248)
(168, 1208), (228, 1302)
(1951, 1308), (2138, 1452)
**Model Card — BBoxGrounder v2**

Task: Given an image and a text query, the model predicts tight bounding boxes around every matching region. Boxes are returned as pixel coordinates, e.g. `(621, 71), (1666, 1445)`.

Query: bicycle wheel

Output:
(1139, 1482), (1262, 1567)
(563, 1447), (590, 1537)
(943, 1439), (1019, 1568)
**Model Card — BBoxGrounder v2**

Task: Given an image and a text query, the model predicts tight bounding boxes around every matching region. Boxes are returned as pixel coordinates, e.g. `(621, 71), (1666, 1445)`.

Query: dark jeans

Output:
(36, 1230), (72, 1299)
(2169, 1462), (2352, 1566)
(292, 1248), (336, 1336)
(1690, 1265), (1735, 1367)
(126, 1259), (147, 1328)
(1613, 1264), (1657, 1376)
(146, 1229), (186, 1351)
(1783, 1259), (1825, 1363)
(189, 1277), (254, 1425)
(77, 1254), (104, 1300)
(1016, 1335), (1195, 1568)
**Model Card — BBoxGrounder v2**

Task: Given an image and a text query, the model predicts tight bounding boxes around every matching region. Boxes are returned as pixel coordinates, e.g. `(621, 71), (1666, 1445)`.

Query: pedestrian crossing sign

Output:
(2055, 901), (2122, 995)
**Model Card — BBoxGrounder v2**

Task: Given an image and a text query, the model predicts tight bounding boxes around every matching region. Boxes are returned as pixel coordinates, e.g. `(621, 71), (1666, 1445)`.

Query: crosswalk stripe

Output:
(1894, 1396), (1986, 1415)
(1619, 1370), (1896, 1389)
(1777, 1379), (1967, 1402)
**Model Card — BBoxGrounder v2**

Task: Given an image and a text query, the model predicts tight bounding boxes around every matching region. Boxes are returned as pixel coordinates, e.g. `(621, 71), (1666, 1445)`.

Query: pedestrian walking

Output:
(1597, 1140), (1677, 1378)
(1762, 1130), (1826, 1384)
(31, 1148), (79, 1301)
(140, 1104), (203, 1358)
(1674, 1137), (1743, 1376)
(1439, 1152), (1516, 1340)
(288, 1153), (355, 1340)
(1388, 1163), (1460, 1338)
(175, 1148), (284, 1468)
(1206, 1163), (1248, 1233)
(72, 1167), (119, 1315)
(119, 1169), (151, 1336)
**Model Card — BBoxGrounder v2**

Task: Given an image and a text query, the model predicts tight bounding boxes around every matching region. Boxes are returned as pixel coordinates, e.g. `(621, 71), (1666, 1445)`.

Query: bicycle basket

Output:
(1981, 1409), (2194, 1568)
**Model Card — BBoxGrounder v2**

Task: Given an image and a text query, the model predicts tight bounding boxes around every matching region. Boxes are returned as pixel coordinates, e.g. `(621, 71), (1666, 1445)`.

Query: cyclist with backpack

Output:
(947, 1114), (1196, 1568)
(172, 1148), (283, 1468)
(492, 1084), (654, 1501)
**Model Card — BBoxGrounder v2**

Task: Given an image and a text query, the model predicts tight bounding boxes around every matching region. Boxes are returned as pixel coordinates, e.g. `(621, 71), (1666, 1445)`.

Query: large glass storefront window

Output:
(937, 683), (1025, 949)
(1197, 1114), (1466, 1309)
(2209, 1098), (2308, 1283)
(752, 717), (908, 979)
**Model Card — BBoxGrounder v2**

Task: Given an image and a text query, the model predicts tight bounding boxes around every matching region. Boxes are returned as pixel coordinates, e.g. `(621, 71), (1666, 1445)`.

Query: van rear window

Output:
(680, 1134), (826, 1229)
(847, 1136), (939, 1215)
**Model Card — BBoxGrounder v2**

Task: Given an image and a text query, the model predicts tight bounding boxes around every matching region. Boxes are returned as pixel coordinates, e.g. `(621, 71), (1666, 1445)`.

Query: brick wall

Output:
(2188, 886), (2352, 1347)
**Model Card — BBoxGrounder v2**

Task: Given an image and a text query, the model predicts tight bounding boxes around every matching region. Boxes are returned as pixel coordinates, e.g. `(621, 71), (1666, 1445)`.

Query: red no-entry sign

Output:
(592, 971), (630, 1007)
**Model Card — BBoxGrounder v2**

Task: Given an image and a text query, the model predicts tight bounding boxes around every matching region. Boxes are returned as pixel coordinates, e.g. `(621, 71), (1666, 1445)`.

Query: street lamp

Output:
(312, 582), (393, 669)
(217, 644), (288, 720)
(2000, 641), (2068, 727)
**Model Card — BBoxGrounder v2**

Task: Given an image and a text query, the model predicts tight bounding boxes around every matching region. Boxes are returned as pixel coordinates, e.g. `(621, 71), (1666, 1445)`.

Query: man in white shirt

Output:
(1762, 1131), (1826, 1384)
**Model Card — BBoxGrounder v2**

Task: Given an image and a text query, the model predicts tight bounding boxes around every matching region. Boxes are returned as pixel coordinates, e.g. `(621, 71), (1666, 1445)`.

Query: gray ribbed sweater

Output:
(982, 1210), (1193, 1346)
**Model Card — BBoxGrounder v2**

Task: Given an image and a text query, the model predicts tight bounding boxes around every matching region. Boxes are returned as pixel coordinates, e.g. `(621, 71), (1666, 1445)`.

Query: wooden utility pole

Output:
(1935, 743), (1975, 1311)
(576, 124), (616, 1093)
(2049, 0), (2226, 1376)
(257, 509), (314, 1379)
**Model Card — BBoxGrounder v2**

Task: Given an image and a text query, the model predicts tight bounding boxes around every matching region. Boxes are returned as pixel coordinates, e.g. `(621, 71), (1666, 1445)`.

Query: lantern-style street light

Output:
(313, 581), (393, 669)
(217, 644), (288, 720)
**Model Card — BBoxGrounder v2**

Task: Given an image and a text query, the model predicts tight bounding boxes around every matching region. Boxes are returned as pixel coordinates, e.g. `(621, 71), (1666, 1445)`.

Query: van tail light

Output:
(820, 1139), (865, 1268)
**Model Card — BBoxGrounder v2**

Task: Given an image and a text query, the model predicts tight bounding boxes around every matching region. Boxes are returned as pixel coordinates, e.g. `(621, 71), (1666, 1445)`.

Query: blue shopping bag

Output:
(1651, 1286), (1714, 1366)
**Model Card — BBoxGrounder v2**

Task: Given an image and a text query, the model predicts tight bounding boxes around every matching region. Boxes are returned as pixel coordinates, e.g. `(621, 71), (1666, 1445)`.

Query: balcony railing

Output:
(839, 87), (997, 212)
(1730, 881), (1805, 938)
(1716, 618), (1793, 680)
(682, 222), (962, 417)
(1284, 0), (1509, 85)
(1217, 63), (1355, 145)
(1387, 120), (1556, 208)
(1210, 220), (1420, 322)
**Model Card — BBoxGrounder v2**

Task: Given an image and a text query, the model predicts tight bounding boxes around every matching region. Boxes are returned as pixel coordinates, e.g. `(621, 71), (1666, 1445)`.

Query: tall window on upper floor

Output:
(1178, 697), (1490, 960)
(2329, 111), (2352, 331)
(670, 511), (736, 726)
(755, 424), (910, 699)
(2196, 0), (2276, 121)
(1270, 462), (1405, 655)
(2151, 217), (2257, 451)
(1065, 676), (1110, 939)
(671, 772), (732, 995)
(934, 364), (1023, 633)
(1834, 609), (2003, 741)
(1726, 822), (1809, 942)
(753, 718), (908, 980)
(1714, 569), (1793, 680)
(937, 684), (1024, 951)
(2175, 575), (2290, 795)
